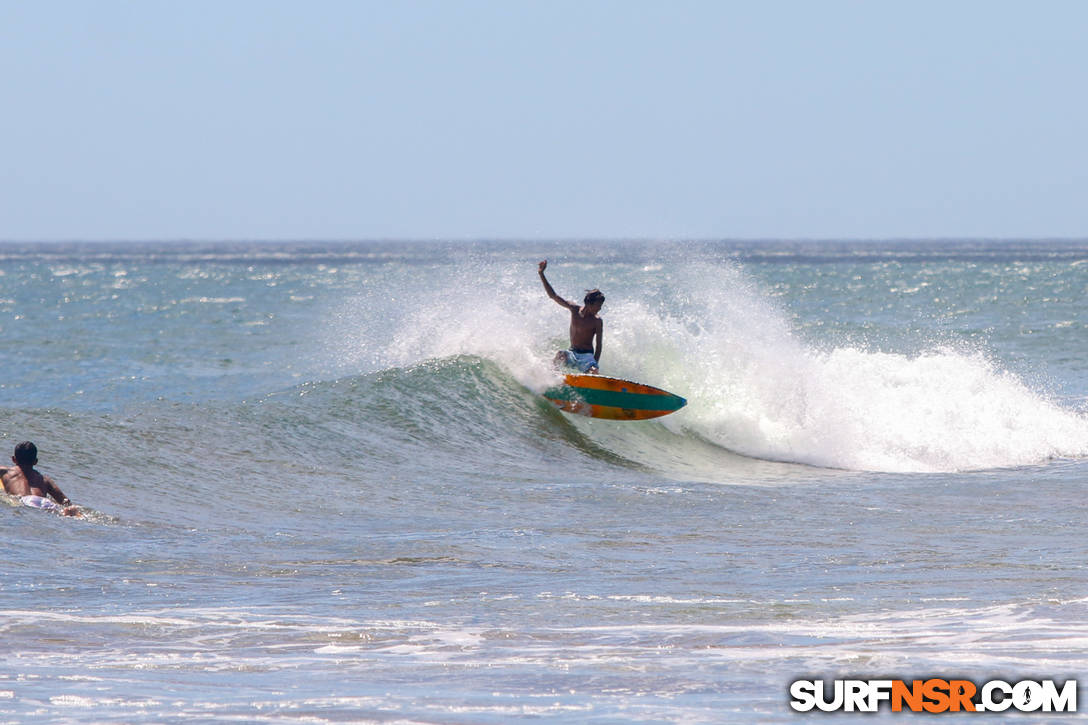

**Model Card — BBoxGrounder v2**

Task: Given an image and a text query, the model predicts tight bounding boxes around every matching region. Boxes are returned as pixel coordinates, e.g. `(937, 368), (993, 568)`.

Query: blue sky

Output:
(2, 0), (1086, 240)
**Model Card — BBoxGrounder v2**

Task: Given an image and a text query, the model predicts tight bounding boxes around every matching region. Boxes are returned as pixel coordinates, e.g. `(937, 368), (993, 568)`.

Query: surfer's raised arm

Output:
(538, 260), (578, 310)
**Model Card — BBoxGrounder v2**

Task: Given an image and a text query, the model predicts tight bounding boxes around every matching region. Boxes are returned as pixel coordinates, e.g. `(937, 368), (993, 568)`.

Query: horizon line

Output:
(2, 236), (1088, 245)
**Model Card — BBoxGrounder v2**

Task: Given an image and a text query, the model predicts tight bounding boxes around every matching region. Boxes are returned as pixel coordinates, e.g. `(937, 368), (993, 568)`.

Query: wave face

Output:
(315, 250), (1088, 474)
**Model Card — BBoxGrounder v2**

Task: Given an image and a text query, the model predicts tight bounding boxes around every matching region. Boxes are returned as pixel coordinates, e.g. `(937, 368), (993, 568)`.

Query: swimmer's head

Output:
(13, 441), (37, 467)
(583, 289), (605, 308)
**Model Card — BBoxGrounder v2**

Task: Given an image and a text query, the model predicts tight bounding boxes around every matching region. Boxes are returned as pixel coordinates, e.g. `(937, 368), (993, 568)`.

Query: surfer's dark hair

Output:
(14, 441), (37, 466)
(584, 289), (605, 305)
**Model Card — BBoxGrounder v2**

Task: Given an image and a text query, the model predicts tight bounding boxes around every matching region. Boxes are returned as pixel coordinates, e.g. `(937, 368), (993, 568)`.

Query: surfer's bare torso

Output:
(566, 306), (603, 352)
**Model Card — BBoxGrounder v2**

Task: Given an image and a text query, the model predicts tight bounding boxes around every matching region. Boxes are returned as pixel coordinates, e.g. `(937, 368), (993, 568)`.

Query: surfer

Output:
(538, 260), (604, 373)
(0, 441), (80, 516)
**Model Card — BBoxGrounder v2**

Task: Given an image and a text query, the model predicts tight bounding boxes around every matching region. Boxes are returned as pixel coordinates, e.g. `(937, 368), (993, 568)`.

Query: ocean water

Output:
(0, 240), (1085, 722)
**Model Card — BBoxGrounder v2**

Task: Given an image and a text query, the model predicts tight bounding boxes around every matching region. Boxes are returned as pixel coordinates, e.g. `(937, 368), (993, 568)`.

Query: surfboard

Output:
(543, 373), (687, 421)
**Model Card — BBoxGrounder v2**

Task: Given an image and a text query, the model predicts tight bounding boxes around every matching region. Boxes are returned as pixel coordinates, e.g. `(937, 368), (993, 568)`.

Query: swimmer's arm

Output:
(538, 261), (578, 311)
(43, 476), (71, 506)
(0, 468), (9, 494)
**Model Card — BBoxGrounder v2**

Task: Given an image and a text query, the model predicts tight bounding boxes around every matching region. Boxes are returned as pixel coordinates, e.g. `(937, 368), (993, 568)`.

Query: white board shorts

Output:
(21, 495), (64, 511)
(563, 349), (599, 373)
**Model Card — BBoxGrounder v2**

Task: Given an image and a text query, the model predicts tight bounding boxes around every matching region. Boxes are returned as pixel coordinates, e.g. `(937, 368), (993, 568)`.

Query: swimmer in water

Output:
(1, 441), (80, 517)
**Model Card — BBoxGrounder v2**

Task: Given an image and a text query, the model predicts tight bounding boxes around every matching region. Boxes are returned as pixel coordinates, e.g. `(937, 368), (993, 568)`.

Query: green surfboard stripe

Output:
(544, 385), (685, 412)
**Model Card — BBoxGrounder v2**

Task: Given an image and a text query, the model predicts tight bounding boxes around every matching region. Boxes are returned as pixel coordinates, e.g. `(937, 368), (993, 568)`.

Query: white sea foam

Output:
(628, 266), (1088, 472)
(328, 256), (575, 390)
(4, 600), (1085, 722)
(10, 601), (1084, 673)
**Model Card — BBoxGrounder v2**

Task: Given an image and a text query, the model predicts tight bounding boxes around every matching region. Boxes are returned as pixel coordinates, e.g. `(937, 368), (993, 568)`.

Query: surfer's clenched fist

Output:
(539, 260), (547, 273)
